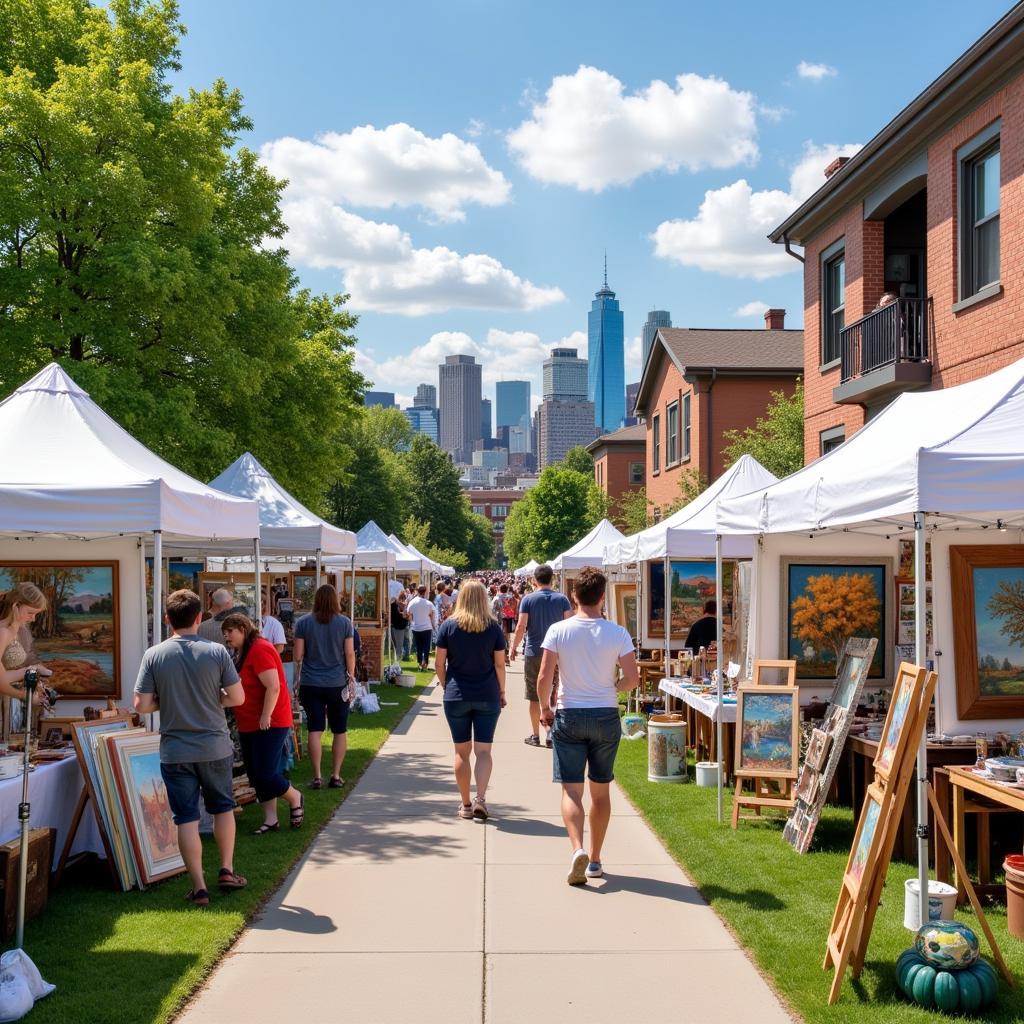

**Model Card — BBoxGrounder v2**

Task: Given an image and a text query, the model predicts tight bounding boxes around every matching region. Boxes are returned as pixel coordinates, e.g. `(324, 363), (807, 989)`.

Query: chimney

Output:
(763, 308), (785, 331)
(824, 156), (850, 179)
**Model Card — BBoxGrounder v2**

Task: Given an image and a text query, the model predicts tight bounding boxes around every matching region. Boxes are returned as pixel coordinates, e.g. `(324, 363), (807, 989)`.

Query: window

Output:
(652, 414), (661, 472)
(471, 505), (486, 515)
(960, 127), (1000, 301)
(629, 461), (644, 485)
(682, 393), (691, 460)
(821, 242), (845, 365)
(666, 401), (679, 465)
(820, 425), (845, 456)
(492, 505), (509, 517)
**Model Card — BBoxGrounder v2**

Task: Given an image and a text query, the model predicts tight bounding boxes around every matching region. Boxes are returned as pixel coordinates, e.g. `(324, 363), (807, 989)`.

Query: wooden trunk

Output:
(0, 827), (54, 939)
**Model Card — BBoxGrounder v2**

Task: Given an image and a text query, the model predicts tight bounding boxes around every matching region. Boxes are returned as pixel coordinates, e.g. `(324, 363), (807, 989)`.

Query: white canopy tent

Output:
(389, 534), (442, 577)
(514, 559), (539, 577)
(550, 519), (626, 571)
(716, 354), (1024, 925)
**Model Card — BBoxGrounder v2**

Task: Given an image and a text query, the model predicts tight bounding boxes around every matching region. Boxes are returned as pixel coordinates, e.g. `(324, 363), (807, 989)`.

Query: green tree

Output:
(463, 512), (495, 571)
(401, 515), (466, 573)
(613, 487), (654, 534)
(363, 405), (414, 451)
(722, 381), (805, 478)
(560, 446), (594, 477)
(401, 436), (470, 553)
(0, 0), (364, 508)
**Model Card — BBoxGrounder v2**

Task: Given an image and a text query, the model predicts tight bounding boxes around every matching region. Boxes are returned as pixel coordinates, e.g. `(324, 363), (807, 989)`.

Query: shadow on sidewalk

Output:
(579, 874), (705, 905)
(491, 817), (565, 837)
(251, 904), (337, 935)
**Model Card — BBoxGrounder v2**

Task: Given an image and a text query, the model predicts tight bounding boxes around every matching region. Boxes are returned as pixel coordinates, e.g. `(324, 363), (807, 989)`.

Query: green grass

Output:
(8, 669), (431, 1024)
(614, 738), (1024, 1024)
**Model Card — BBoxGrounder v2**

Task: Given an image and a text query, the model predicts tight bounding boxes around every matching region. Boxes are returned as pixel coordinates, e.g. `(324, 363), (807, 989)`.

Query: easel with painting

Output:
(823, 662), (1012, 1004)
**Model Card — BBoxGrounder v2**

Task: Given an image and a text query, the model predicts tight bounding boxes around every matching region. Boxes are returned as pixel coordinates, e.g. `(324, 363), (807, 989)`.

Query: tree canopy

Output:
(559, 446), (595, 477)
(722, 381), (804, 479)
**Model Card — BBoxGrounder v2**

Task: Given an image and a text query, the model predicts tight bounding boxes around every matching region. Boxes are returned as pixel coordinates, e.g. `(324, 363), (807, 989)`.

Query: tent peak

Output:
(14, 362), (88, 399)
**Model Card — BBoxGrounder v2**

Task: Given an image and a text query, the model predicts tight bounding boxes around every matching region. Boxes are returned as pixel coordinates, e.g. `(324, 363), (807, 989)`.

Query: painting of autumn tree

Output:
(788, 564), (885, 678)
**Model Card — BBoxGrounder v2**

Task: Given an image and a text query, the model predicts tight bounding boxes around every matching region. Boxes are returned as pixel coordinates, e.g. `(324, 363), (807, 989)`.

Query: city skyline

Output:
(588, 261), (626, 431)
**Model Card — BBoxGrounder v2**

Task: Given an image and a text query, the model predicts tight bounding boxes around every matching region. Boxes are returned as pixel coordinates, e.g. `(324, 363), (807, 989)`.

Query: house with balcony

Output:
(771, 7), (1024, 459)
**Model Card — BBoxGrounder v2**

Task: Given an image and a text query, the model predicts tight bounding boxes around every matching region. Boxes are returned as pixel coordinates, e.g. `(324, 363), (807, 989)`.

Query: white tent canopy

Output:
(514, 559), (539, 577)
(209, 452), (356, 555)
(389, 534), (442, 575)
(550, 519), (626, 571)
(604, 455), (778, 564)
(0, 363), (259, 542)
(349, 521), (421, 572)
(717, 356), (1024, 535)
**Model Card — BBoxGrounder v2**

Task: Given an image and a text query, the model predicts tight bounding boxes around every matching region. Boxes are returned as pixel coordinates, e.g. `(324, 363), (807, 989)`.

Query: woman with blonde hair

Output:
(0, 584), (52, 722)
(434, 580), (506, 820)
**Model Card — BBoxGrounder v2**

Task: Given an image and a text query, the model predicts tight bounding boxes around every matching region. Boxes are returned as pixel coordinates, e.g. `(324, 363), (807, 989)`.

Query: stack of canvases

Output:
(71, 718), (184, 890)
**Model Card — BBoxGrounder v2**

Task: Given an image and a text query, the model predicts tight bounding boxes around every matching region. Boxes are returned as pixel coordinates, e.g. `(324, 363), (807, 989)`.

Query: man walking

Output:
(134, 589), (248, 907)
(407, 585), (436, 671)
(198, 588), (250, 644)
(537, 567), (639, 885)
(510, 564), (571, 747)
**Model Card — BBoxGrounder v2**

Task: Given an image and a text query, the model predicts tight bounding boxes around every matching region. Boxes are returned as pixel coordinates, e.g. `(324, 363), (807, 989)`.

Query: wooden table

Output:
(934, 765), (1022, 904)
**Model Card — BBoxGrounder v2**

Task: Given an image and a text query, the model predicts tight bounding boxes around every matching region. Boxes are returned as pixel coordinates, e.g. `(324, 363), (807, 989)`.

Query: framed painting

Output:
(108, 732), (185, 886)
(782, 558), (890, 681)
(873, 662), (926, 783)
(795, 763), (819, 804)
(735, 686), (799, 779)
(197, 573), (270, 622)
(339, 571), (382, 622)
(950, 545), (1024, 719)
(0, 562), (119, 696)
(829, 636), (877, 712)
(847, 786), (884, 888)
(805, 728), (832, 771)
(615, 583), (638, 638)
(897, 538), (932, 582)
(648, 559), (736, 638)
(289, 572), (339, 616)
(96, 729), (143, 890)
(896, 580), (933, 647)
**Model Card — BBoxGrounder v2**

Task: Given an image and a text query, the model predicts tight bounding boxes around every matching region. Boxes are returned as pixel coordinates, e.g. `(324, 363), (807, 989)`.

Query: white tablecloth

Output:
(0, 756), (104, 867)
(659, 679), (737, 723)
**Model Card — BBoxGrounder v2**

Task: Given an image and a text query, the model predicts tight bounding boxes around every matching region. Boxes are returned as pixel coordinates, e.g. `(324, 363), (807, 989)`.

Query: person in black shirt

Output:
(684, 599), (718, 653)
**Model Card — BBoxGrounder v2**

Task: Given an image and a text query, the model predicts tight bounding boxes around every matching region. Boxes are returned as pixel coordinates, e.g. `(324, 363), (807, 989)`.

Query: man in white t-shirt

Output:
(260, 596), (286, 654)
(538, 566), (639, 885)
(406, 586), (436, 671)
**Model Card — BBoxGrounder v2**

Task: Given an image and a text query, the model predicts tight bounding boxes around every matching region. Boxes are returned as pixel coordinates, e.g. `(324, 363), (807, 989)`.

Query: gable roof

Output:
(586, 422), (646, 453)
(635, 327), (803, 414)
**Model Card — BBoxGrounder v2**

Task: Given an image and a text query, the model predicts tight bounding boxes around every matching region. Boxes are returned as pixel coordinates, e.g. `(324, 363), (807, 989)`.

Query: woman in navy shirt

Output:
(434, 580), (506, 821)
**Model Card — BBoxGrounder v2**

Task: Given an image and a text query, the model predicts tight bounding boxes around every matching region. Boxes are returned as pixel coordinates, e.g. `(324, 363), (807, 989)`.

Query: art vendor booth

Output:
(551, 519), (625, 602)
(0, 364), (262, 905)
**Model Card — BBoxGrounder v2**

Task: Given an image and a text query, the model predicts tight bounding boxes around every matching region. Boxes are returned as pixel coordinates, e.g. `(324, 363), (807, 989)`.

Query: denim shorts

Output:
(443, 700), (501, 744)
(551, 708), (622, 784)
(160, 755), (236, 825)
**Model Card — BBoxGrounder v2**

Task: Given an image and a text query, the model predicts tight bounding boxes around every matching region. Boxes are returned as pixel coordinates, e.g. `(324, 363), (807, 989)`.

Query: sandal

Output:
(524, 734), (541, 747)
(290, 796), (304, 829)
(218, 868), (248, 892)
(253, 822), (279, 835)
(308, 777), (323, 790)
(472, 798), (488, 821)
(328, 776), (345, 789)
(184, 888), (210, 907)
(458, 803), (474, 819)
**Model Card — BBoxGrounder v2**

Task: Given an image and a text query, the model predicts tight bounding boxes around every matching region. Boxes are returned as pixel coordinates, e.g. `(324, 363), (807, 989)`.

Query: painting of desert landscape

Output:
(974, 565), (1024, 696)
(648, 560), (735, 638)
(0, 562), (118, 695)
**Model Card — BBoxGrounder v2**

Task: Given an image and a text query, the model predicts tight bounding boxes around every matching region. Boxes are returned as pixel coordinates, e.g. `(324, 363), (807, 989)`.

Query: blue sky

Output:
(174, 0), (1013, 409)
(974, 567), (1024, 664)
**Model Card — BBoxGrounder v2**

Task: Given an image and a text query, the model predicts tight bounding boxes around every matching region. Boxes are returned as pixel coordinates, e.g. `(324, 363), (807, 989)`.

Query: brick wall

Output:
(361, 626), (383, 679)
(594, 447), (644, 506)
(645, 356), (691, 509)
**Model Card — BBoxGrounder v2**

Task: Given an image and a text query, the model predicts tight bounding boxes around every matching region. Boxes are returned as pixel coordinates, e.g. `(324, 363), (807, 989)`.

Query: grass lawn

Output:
(8, 667), (431, 1024)
(614, 738), (1024, 1024)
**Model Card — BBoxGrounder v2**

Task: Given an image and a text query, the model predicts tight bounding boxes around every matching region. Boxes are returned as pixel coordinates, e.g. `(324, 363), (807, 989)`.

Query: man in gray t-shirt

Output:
(134, 589), (247, 907)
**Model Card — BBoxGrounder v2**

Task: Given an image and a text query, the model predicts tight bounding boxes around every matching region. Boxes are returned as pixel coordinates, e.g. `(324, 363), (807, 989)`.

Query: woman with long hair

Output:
(221, 613), (304, 834)
(434, 580), (506, 820)
(0, 584), (52, 731)
(293, 585), (355, 789)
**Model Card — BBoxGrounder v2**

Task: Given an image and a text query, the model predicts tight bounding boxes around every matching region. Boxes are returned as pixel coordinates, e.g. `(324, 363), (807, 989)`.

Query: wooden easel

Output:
(751, 659), (797, 686)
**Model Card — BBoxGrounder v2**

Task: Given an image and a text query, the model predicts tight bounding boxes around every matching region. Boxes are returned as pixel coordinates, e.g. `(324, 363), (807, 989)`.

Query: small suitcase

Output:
(0, 827), (55, 939)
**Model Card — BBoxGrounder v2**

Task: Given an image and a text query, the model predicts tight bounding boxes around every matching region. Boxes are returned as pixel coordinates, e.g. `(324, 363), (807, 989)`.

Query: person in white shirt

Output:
(406, 586), (436, 671)
(260, 596), (286, 654)
(538, 566), (639, 886)
(388, 578), (405, 602)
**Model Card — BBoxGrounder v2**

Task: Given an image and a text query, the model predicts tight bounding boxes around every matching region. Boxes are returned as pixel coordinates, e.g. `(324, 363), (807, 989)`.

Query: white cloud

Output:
(465, 118), (486, 139)
(651, 142), (861, 279)
(261, 122), (510, 223)
(797, 61), (837, 81)
(735, 301), (770, 318)
(507, 65), (758, 191)
(625, 334), (642, 381)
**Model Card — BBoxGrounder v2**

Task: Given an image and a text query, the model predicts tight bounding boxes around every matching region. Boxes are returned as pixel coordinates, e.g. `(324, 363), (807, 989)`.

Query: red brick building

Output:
(466, 488), (528, 566)
(634, 311), (803, 510)
(586, 423), (646, 510)
(771, 8), (1024, 460)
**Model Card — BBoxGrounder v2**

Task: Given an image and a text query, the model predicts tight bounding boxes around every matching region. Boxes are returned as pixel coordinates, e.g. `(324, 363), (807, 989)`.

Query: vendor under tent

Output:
(513, 559), (539, 578)
(550, 519), (626, 572)
(0, 363), (261, 714)
(716, 354), (1024, 926)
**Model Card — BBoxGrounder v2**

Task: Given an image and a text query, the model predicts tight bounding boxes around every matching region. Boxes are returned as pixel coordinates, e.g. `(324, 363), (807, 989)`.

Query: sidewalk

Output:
(180, 663), (793, 1024)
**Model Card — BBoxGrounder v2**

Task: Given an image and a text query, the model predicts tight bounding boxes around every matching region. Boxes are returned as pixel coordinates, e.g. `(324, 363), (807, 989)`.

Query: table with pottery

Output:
(658, 677), (737, 780)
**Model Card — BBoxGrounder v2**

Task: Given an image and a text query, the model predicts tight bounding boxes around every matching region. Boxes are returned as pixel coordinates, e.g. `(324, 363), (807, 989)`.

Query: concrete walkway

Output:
(180, 665), (793, 1024)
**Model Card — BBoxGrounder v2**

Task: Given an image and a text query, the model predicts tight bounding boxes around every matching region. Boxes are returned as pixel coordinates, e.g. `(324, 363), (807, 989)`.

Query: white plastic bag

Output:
(358, 692), (381, 714)
(0, 949), (54, 1022)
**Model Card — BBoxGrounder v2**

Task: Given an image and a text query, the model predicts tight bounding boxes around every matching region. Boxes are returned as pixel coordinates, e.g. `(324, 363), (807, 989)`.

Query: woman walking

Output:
(293, 585), (355, 789)
(434, 580), (506, 820)
(222, 614), (304, 833)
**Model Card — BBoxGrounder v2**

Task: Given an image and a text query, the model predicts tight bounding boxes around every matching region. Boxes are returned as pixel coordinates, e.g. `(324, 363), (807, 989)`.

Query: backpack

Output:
(500, 594), (516, 619)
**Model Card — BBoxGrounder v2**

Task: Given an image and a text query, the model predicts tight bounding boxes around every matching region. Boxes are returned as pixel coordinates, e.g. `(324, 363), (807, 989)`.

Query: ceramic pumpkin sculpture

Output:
(896, 922), (997, 1013)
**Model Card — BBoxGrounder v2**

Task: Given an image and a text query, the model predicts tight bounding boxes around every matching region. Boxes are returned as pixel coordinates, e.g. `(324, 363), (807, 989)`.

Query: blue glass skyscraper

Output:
(587, 260), (625, 432)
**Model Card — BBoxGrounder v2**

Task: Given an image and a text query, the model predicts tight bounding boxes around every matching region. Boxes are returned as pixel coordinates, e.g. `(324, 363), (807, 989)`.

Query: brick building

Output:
(466, 489), (528, 566)
(586, 423), (646, 511)
(770, 7), (1024, 460)
(634, 311), (803, 510)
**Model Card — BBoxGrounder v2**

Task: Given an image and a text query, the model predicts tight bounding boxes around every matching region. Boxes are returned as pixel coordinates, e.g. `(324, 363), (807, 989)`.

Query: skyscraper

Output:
(414, 383), (437, 408)
(538, 347), (596, 468)
(365, 391), (396, 408)
(543, 348), (588, 400)
(403, 406), (439, 444)
(496, 380), (530, 429)
(438, 354), (482, 463)
(587, 260), (625, 432)
(641, 310), (672, 371)
(481, 398), (492, 441)
(623, 381), (641, 426)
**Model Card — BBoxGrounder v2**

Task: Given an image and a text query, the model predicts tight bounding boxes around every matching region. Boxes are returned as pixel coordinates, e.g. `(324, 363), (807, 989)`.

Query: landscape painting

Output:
(648, 560), (735, 638)
(973, 565), (1024, 697)
(615, 584), (638, 638)
(343, 572), (380, 621)
(0, 562), (118, 695)
(737, 688), (798, 777)
(785, 561), (886, 679)
(849, 792), (882, 887)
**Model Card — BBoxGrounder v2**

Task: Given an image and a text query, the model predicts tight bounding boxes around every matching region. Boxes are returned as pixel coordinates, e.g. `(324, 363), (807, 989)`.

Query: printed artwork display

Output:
(0, 562), (119, 696)
(783, 559), (889, 680)
(615, 583), (638, 638)
(648, 560), (735, 638)
(736, 687), (799, 778)
(896, 581), (933, 647)
(898, 538), (932, 582)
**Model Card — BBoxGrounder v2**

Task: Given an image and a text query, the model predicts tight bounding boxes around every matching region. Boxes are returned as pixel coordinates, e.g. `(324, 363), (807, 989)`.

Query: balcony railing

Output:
(839, 298), (930, 385)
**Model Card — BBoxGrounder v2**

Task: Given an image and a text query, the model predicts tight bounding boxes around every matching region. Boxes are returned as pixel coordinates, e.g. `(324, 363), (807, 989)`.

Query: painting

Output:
(795, 763), (819, 804)
(289, 572), (339, 616)
(615, 583), (638, 638)
(805, 727), (832, 771)
(898, 538), (932, 582)
(783, 559), (889, 680)
(0, 562), (119, 696)
(896, 581), (933, 647)
(875, 664), (919, 780)
(648, 560), (736, 638)
(339, 571), (382, 622)
(950, 546), (1024, 719)
(736, 687), (799, 778)
(830, 637), (877, 713)
(848, 789), (883, 887)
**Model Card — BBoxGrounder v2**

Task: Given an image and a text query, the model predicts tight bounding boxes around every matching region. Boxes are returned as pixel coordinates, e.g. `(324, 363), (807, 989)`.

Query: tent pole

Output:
(253, 538), (262, 631)
(914, 511), (929, 927)
(350, 555), (356, 620)
(315, 548), (322, 589)
(152, 530), (162, 646)
(138, 541), (147, 656)
(715, 534), (724, 824)
(663, 555), (670, 685)
(635, 561), (643, 714)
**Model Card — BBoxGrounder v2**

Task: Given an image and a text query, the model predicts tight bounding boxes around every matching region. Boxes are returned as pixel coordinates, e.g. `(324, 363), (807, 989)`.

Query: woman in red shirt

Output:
(221, 614), (304, 834)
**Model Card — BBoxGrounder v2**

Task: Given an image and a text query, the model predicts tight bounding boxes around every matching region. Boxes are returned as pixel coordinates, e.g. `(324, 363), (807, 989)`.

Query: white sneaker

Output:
(567, 848), (589, 886)
(585, 861), (604, 879)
